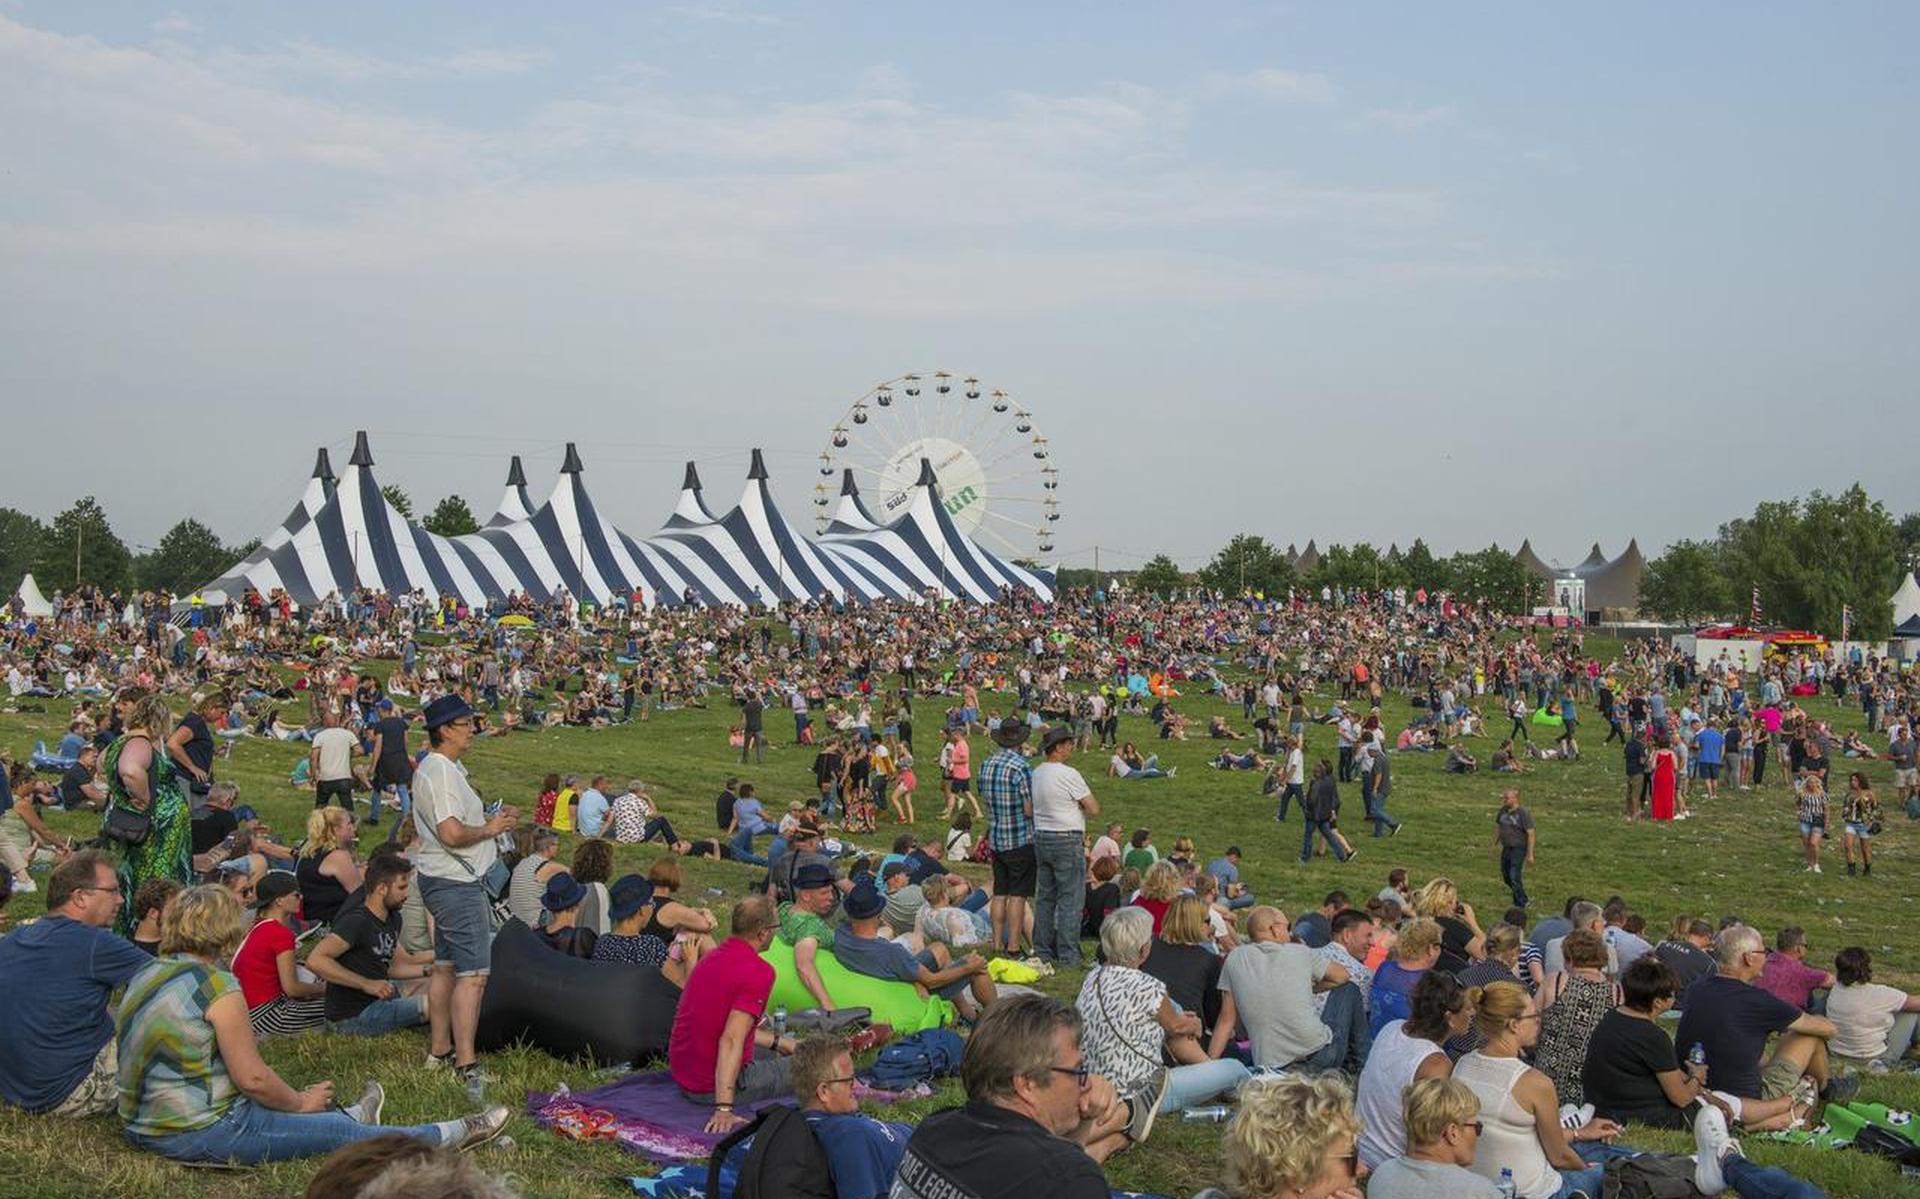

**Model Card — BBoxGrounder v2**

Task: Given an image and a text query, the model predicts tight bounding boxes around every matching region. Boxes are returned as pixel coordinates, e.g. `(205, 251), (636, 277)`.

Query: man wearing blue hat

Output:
(410, 694), (519, 1088)
(834, 881), (997, 1020)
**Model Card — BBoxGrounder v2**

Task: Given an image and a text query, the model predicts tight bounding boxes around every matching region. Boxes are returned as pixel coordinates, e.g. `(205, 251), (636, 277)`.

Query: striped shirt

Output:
(117, 956), (240, 1137)
(979, 747), (1035, 852)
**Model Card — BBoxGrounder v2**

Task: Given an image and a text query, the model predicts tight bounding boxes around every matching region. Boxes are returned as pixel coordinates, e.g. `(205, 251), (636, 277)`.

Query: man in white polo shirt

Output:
(1031, 724), (1099, 969)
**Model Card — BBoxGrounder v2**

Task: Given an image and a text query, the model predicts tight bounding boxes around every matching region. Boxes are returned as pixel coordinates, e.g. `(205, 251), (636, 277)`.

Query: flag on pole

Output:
(1750, 584), (1762, 624)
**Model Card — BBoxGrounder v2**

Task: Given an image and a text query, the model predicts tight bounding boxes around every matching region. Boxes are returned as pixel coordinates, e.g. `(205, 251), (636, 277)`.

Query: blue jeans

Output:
(1550, 1141), (1638, 1199)
(1723, 1153), (1828, 1199)
(371, 783), (410, 825)
(1274, 782), (1302, 821)
(125, 1097), (444, 1164)
(1032, 831), (1086, 967)
(327, 994), (426, 1036)
(1293, 982), (1371, 1073)
(1158, 1057), (1252, 1112)
(1365, 789), (1397, 836)
(1500, 844), (1529, 907)
(1301, 819), (1348, 862)
(730, 825), (772, 866)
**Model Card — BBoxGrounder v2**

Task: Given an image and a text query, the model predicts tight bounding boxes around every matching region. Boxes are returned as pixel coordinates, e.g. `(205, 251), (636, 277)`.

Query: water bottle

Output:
(1181, 1105), (1232, 1123)
(1689, 1042), (1707, 1070)
(773, 1006), (788, 1035)
(1495, 1167), (1517, 1199)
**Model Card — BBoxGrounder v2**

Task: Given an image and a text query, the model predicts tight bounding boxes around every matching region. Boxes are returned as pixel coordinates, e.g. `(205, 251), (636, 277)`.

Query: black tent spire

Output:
(840, 469), (860, 496)
(681, 461), (703, 491)
(311, 448), (335, 481)
(506, 456), (526, 486)
(748, 449), (769, 480)
(915, 458), (939, 488)
(348, 431), (374, 467)
(560, 443), (584, 473)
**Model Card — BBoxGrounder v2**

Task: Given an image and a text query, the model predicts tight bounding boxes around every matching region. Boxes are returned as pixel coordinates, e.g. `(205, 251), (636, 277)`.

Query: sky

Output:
(2, 3), (1915, 572)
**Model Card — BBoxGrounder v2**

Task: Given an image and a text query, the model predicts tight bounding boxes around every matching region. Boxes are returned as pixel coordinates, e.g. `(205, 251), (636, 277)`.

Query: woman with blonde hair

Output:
(1452, 981), (1626, 1199)
(1194, 1074), (1365, 1199)
(295, 807), (362, 927)
(105, 689), (192, 932)
(1130, 859), (1184, 935)
(1411, 876), (1484, 973)
(117, 885), (507, 1163)
(1365, 1078), (1495, 1198)
(1143, 895), (1225, 1040)
(1369, 917), (1442, 1038)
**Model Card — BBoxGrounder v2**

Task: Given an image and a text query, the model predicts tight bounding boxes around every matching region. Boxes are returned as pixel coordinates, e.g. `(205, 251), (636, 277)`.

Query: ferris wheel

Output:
(813, 371), (1059, 559)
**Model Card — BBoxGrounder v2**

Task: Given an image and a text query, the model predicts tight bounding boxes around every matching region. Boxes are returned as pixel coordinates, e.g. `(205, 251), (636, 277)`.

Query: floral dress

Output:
(103, 734), (192, 934)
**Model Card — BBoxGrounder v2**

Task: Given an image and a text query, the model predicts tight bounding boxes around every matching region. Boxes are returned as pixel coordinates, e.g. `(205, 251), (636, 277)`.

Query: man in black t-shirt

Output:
(813, 741), (846, 819)
(1653, 918), (1716, 1002)
(1675, 924), (1849, 1115)
(189, 784), (241, 857)
(367, 701), (414, 828)
(889, 994), (1132, 1199)
(306, 855), (430, 1036)
(167, 693), (224, 813)
(715, 777), (740, 832)
(57, 745), (105, 811)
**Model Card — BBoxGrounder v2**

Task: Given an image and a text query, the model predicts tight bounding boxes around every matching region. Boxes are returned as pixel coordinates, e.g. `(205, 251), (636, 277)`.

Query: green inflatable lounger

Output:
(761, 938), (955, 1033)
(1530, 708), (1565, 729)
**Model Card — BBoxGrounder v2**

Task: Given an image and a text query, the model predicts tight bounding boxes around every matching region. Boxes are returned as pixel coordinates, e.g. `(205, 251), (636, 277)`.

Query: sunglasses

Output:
(78, 883), (123, 896)
(1460, 1120), (1485, 1135)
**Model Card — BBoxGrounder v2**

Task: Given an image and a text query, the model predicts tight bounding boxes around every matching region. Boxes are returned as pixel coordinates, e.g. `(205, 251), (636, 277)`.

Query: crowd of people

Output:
(2, 578), (1918, 1196)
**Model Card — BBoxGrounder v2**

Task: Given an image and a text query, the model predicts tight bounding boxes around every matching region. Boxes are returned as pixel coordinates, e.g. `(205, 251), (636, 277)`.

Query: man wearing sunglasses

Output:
(1365, 1077), (1498, 1198)
(792, 1036), (914, 1199)
(891, 994), (1133, 1199)
(0, 851), (153, 1118)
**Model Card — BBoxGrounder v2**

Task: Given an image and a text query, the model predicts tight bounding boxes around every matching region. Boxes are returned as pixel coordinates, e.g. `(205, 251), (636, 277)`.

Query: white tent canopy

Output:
(11, 573), (53, 617)
(1893, 570), (1920, 627)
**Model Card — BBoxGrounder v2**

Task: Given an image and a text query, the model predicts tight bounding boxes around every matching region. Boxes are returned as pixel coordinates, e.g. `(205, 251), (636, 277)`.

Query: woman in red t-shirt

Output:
(231, 871), (327, 1038)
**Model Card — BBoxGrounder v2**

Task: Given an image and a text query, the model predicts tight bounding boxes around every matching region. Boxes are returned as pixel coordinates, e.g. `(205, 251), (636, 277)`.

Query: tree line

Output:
(1638, 485), (1920, 639)
(0, 488), (482, 598)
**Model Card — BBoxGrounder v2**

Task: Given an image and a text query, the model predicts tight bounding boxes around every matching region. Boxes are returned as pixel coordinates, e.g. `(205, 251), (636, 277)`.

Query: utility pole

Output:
(75, 522), (83, 587)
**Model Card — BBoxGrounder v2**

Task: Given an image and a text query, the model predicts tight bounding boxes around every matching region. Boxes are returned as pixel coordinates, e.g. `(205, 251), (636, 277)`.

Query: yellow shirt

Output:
(553, 787), (577, 832)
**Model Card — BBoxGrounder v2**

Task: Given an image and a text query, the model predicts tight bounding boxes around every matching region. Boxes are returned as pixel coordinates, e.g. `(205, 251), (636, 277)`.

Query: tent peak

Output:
(505, 456), (526, 486)
(840, 469), (860, 497)
(311, 448), (335, 481)
(560, 443), (584, 474)
(349, 431), (374, 468)
(915, 457), (939, 488)
(748, 449), (769, 480)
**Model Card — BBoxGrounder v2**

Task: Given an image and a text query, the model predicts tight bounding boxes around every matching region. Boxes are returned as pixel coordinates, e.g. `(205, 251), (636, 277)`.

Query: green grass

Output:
(4, 642), (1920, 1198)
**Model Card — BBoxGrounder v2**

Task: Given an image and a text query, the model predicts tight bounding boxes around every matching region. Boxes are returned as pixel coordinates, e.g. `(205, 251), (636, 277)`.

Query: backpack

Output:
(707, 1104), (835, 1199)
(1600, 1153), (1704, 1199)
(867, 1028), (965, 1090)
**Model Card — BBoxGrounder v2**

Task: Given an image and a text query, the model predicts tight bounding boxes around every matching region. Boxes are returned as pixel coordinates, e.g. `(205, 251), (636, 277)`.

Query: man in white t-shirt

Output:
(1827, 947), (1920, 1067)
(411, 695), (519, 1086)
(1030, 725), (1098, 968)
(309, 707), (361, 811)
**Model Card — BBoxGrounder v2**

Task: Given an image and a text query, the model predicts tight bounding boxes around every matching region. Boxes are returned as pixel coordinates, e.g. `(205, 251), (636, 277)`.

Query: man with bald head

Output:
(1209, 905), (1371, 1072)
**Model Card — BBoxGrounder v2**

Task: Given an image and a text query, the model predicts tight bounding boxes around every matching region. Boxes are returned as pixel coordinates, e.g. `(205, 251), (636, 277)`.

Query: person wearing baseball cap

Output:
(979, 713), (1038, 955)
(1031, 724), (1099, 969)
(834, 881), (997, 1019)
(776, 861), (841, 1012)
(410, 692), (518, 1086)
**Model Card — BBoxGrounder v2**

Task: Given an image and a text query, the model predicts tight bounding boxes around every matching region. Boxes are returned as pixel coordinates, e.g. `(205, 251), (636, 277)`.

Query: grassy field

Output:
(4, 637), (1919, 1198)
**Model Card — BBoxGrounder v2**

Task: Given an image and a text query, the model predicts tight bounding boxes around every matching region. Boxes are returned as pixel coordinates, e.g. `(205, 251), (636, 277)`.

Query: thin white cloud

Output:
(152, 11), (193, 35)
(666, 3), (783, 27)
(1367, 104), (1455, 133)
(1202, 67), (1337, 105)
(204, 38), (549, 83)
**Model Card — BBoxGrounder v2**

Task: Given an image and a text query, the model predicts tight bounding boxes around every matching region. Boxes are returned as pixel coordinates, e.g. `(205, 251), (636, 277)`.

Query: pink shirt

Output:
(668, 936), (774, 1094)
(949, 738), (971, 780)
(1757, 951), (1829, 1011)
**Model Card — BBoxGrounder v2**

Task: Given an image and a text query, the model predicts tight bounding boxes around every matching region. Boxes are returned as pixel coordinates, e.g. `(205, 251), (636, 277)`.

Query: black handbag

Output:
(101, 803), (152, 847)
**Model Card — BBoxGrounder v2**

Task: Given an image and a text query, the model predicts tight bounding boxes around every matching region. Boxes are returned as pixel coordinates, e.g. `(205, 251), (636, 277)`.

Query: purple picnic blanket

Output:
(529, 1069), (935, 1164)
(528, 1070), (781, 1161)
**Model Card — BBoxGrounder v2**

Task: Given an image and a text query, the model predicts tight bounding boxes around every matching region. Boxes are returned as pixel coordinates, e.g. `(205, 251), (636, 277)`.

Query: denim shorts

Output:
(328, 994), (427, 1036)
(1845, 821), (1873, 839)
(417, 874), (494, 976)
(1799, 820), (1826, 838)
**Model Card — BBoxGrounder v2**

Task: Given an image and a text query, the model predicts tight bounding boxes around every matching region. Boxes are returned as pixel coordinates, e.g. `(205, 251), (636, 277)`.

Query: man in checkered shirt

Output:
(979, 717), (1036, 954)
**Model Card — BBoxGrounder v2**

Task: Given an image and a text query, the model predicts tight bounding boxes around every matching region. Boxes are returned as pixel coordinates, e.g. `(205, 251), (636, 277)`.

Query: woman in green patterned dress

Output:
(104, 689), (192, 933)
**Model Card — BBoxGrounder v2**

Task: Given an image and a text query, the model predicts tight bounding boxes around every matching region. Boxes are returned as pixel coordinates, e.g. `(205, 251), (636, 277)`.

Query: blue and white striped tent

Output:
(200, 433), (1053, 609)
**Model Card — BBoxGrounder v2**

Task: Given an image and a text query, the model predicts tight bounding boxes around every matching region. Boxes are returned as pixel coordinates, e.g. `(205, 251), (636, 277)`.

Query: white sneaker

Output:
(1813, 864), (1822, 874)
(1692, 1103), (1736, 1195)
(1558, 1102), (1595, 1131)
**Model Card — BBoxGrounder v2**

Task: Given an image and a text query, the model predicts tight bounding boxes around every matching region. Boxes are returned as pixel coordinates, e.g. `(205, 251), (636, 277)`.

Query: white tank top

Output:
(1453, 1051), (1558, 1199)
(1356, 1021), (1445, 1168)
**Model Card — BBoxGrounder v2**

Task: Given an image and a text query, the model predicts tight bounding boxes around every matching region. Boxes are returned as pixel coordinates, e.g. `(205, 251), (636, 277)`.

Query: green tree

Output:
(381, 484), (413, 520)
(1638, 539), (1730, 621)
(1199, 534), (1296, 598)
(1716, 487), (1899, 637)
(1052, 567), (1099, 590)
(34, 497), (132, 592)
(424, 494), (480, 537)
(0, 508), (47, 587)
(137, 518), (234, 595)
(1896, 512), (1920, 574)
(1445, 545), (1531, 612)
(1134, 554), (1185, 596)
(1399, 539), (1450, 593)
(1306, 543), (1386, 593)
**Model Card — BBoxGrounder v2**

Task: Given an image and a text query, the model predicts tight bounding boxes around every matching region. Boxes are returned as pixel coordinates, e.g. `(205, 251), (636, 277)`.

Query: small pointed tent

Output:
(486, 456), (534, 528)
(1296, 541), (1321, 576)
(10, 573), (52, 617)
(1893, 571), (1920, 627)
(1515, 539), (1554, 580)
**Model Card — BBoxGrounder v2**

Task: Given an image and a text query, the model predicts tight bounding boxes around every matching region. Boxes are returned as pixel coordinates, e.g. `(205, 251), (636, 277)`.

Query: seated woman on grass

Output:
(117, 885), (508, 1165)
